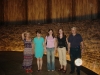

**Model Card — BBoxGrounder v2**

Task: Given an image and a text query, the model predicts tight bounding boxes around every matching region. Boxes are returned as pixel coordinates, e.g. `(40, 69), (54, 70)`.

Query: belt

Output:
(70, 46), (80, 49)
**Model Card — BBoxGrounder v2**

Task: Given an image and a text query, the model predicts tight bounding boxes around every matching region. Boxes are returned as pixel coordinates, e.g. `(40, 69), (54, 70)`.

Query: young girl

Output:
(57, 28), (68, 73)
(33, 30), (45, 72)
(45, 29), (57, 71)
(22, 31), (33, 73)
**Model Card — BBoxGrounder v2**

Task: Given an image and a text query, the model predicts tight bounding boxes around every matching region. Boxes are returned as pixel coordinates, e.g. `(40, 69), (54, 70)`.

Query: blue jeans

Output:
(46, 48), (55, 70)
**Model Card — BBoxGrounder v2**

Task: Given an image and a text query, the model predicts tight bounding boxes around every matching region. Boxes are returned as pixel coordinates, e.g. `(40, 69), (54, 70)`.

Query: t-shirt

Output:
(68, 34), (83, 48)
(33, 37), (44, 50)
(57, 35), (66, 47)
(46, 36), (55, 48)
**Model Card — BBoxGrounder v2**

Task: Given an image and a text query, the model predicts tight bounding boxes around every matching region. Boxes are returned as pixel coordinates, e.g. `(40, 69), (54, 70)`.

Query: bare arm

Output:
(22, 33), (25, 40)
(32, 43), (34, 54)
(81, 41), (84, 53)
(66, 38), (68, 44)
(68, 42), (71, 54)
(54, 38), (57, 51)
(22, 31), (27, 40)
(44, 37), (47, 51)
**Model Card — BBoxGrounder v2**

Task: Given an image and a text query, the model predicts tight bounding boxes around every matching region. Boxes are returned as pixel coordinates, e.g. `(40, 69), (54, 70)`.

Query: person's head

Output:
(36, 30), (41, 37)
(48, 29), (54, 38)
(25, 32), (31, 39)
(58, 28), (64, 35)
(71, 27), (77, 34)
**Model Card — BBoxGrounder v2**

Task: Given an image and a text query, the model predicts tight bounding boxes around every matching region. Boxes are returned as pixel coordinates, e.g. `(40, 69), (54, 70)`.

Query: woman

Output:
(45, 29), (57, 71)
(33, 30), (45, 72)
(22, 31), (33, 73)
(57, 28), (67, 73)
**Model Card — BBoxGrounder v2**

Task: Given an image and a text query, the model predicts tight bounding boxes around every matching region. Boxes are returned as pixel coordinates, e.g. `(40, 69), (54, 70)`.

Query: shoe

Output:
(70, 71), (74, 74)
(37, 70), (40, 72)
(48, 70), (50, 71)
(58, 68), (63, 71)
(26, 70), (29, 73)
(52, 70), (54, 72)
(63, 70), (67, 73)
(29, 69), (33, 73)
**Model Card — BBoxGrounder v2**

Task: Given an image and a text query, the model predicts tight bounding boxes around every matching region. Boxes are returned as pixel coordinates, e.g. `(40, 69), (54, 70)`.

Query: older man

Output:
(68, 27), (84, 75)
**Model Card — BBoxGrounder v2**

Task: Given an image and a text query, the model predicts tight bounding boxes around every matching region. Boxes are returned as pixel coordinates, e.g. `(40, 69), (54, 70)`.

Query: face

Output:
(48, 30), (53, 35)
(26, 33), (30, 38)
(59, 29), (63, 34)
(37, 33), (41, 37)
(71, 28), (76, 34)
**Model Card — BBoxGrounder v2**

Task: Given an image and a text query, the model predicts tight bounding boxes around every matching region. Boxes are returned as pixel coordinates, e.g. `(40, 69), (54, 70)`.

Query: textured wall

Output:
(0, 0), (99, 24)
(0, 0), (4, 24)
(4, 0), (27, 24)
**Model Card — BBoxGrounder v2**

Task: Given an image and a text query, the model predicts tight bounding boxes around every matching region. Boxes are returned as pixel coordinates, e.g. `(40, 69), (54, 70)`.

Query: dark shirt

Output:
(68, 34), (83, 48)
(57, 35), (66, 47)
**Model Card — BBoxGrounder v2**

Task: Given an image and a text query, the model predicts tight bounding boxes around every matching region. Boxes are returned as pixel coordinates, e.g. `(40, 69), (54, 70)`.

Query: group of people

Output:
(22, 27), (84, 75)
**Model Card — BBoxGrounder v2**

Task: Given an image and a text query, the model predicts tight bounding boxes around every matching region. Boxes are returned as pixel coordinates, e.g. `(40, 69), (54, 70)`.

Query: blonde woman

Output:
(22, 31), (33, 73)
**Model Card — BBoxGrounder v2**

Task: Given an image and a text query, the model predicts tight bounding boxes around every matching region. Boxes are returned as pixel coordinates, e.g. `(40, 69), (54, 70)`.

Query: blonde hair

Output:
(24, 32), (31, 39)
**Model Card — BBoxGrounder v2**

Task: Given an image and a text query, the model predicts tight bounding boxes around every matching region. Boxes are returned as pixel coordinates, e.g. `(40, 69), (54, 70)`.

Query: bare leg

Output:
(37, 58), (40, 70)
(39, 58), (43, 70)
(64, 65), (66, 70)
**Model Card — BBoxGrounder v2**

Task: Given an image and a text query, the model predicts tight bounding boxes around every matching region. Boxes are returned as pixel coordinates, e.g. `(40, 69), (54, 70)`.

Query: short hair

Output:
(71, 27), (77, 30)
(36, 29), (41, 34)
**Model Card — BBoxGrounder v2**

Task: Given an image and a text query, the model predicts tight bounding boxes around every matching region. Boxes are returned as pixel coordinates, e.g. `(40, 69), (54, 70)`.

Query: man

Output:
(68, 27), (84, 75)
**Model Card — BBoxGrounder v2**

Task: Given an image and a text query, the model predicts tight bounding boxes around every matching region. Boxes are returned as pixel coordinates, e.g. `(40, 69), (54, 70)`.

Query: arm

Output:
(66, 38), (68, 45)
(43, 42), (46, 54)
(32, 43), (34, 54)
(44, 37), (47, 52)
(68, 42), (71, 54)
(22, 31), (27, 40)
(81, 41), (84, 53)
(54, 38), (57, 51)
(22, 33), (25, 40)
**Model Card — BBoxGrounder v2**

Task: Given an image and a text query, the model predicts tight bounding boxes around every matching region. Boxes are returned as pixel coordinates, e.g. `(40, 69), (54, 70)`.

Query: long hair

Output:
(24, 32), (31, 39)
(47, 29), (55, 38)
(57, 28), (65, 38)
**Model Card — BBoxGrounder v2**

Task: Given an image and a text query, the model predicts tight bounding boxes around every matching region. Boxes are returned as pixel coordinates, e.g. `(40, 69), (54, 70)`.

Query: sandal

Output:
(37, 70), (40, 72)
(63, 70), (67, 73)
(26, 70), (29, 73)
(29, 69), (33, 73)
(58, 68), (63, 71)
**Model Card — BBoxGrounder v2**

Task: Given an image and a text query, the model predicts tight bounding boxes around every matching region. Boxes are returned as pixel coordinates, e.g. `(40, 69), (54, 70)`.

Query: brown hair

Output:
(57, 28), (65, 38)
(47, 29), (55, 38)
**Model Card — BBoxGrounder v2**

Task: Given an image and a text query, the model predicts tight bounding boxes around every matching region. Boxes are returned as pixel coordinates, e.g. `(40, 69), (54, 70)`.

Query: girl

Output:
(57, 28), (68, 73)
(33, 30), (45, 72)
(45, 29), (57, 71)
(22, 31), (33, 73)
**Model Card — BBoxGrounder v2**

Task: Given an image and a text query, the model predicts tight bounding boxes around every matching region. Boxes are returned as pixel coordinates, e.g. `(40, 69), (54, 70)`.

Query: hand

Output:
(81, 49), (84, 54)
(44, 49), (47, 54)
(68, 50), (70, 54)
(54, 50), (57, 54)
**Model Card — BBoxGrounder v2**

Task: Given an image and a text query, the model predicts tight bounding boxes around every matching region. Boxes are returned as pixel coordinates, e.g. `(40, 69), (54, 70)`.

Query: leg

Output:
(51, 48), (55, 71)
(39, 58), (43, 70)
(70, 53), (75, 72)
(47, 48), (51, 70)
(58, 48), (63, 69)
(37, 58), (40, 70)
(62, 47), (67, 71)
(76, 50), (81, 75)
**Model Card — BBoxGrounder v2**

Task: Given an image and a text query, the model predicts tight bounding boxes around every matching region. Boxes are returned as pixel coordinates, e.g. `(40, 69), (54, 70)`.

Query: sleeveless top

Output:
(57, 35), (66, 48)
(23, 39), (32, 48)
(46, 36), (55, 48)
